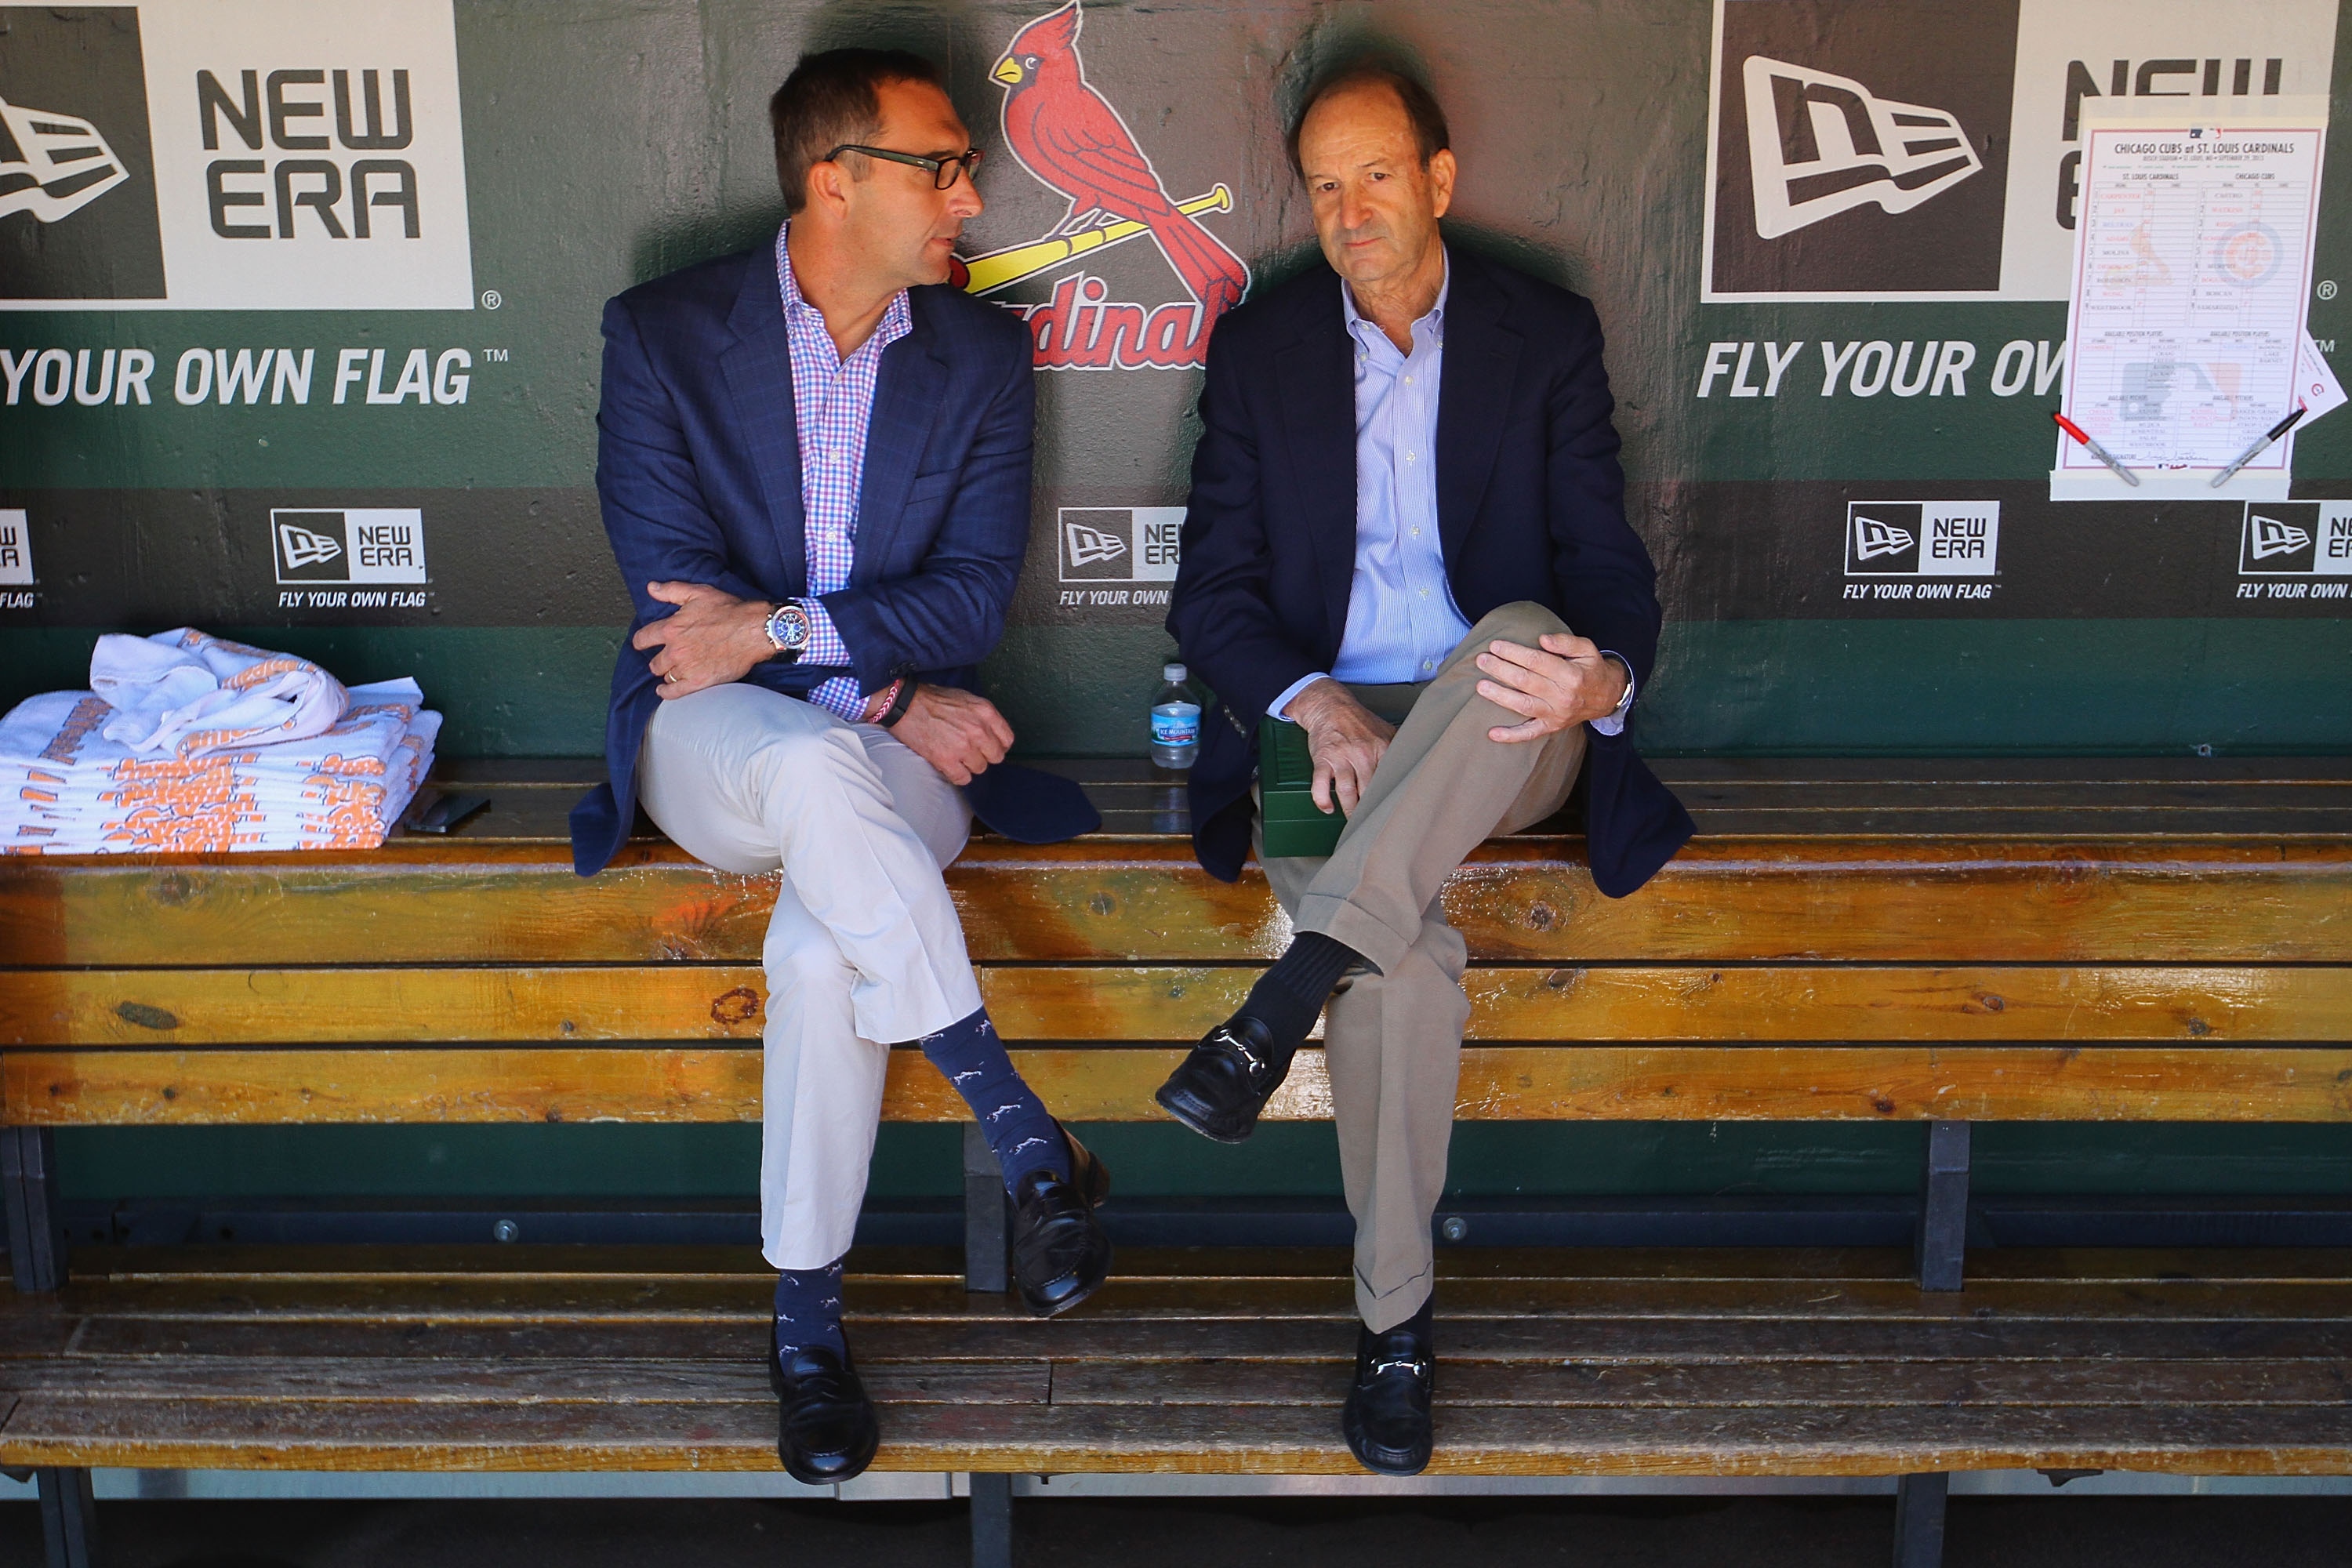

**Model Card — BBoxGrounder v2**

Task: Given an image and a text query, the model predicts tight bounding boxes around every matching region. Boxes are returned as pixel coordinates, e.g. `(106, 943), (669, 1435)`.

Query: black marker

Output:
(2211, 405), (2308, 488)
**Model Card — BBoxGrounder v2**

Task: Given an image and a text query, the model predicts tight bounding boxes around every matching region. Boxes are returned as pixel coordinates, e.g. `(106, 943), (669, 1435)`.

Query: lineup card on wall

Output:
(2052, 100), (2327, 501)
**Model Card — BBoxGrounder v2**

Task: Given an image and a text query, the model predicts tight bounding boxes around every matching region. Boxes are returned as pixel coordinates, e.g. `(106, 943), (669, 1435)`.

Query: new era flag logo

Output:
(2249, 514), (2312, 560)
(1853, 513), (1915, 561)
(2232, 503), (2350, 578)
(1846, 501), (1998, 579)
(1058, 506), (1185, 583)
(1063, 520), (1129, 568)
(270, 508), (427, 583)
(1742, 56), (1981, 239)
(0, 95), (130, 223)
(275, 523), (344, 571)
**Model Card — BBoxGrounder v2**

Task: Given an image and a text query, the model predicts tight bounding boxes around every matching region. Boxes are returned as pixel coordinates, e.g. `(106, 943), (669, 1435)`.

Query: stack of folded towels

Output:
(0, 628), (439, 855)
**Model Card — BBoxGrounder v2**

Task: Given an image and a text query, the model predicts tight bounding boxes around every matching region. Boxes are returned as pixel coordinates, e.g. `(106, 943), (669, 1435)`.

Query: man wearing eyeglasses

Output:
(1162, 63), (1694, 1474)
(572, 47), (1110, 1484)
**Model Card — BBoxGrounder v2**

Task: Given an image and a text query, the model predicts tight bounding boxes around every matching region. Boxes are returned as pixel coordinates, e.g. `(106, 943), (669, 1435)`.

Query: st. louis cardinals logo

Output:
(951, 0), (1250, 371)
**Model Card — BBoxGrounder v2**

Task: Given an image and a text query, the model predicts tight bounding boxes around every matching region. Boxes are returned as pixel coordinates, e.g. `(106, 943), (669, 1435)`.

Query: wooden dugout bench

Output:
(0, 756), (2350, 1568)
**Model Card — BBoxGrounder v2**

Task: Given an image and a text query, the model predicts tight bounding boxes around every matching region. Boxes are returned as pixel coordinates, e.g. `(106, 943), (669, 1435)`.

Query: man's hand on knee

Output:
(1475, 632), (1628, 742)
(1285, 678), (1396, 815)
(893, 685), (1014, 786)
(635, 581), (775, 698)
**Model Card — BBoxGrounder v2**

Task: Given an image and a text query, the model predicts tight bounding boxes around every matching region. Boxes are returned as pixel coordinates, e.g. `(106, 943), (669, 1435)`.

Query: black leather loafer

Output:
(1154, 1014), (1292, 1143)
(1011, 1123), (1112, 1317)
(769, 1328), (880, 1485)
(1341, 1311), (1435, 1476)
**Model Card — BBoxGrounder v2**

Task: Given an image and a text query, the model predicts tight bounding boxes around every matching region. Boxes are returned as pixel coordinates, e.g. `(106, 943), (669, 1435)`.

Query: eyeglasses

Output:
(823, 144), (983, 190)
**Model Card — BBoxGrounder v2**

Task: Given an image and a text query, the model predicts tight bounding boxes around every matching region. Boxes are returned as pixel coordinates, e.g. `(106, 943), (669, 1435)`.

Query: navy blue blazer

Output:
(571, 245), (1097, 877)
(1166, 249), (1693, 898)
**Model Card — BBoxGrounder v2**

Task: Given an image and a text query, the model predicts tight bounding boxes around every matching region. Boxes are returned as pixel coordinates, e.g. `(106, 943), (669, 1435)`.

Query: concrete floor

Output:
(5, 1496), (2350, 1568)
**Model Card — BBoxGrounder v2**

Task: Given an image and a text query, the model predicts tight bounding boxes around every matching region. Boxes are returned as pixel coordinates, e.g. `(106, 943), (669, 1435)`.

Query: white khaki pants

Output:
(634, 683), (978, 1271)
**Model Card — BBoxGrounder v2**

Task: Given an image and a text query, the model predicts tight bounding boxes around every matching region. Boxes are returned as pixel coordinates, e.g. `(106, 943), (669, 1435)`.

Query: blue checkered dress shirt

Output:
(776, 222), (912, 720)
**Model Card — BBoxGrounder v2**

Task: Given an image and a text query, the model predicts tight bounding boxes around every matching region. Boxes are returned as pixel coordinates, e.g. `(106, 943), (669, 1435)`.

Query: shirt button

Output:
(1410, 527), (1421, 537)
(1405, 452), (1417, 463)
(1422, 659), (1435, 672)
(1418, 588), (1429, 599)
(1403, 376), (1414, 385)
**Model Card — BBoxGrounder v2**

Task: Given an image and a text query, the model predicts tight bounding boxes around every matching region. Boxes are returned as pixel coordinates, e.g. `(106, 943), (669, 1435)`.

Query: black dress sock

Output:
(774, 1257), (847, 1359)
(1238, 931), (1363, 1047)
(1367, 1292), (1436, 1348)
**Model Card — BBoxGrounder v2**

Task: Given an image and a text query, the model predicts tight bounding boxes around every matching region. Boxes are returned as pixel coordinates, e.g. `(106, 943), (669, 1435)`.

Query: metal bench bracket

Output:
(1915, 1120), (1970, 1293)
(4, 1126), (64, 1294)
(963, 1123), (1010, 1294)
(38, 1466), (96, 1568)
(1892, 1470), (1947, 1568)
(970, 1471), (1013, 1568)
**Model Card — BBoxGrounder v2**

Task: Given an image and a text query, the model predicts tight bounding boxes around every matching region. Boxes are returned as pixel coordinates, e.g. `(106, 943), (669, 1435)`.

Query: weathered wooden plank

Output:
(0, 1356), (1044, 1405)
(1649, 758), (2352, 786)
(4, 1393), (2350, 1475)
(8, 837), (2352, 967)
(1047, 1356), (2352, 1409)
(43, 1270), (2352, 1324)
(60, 1311), (2352, 1367)
(0, 1312), (86, 1359)
(12, 1041), (2352, 1127)
(53, 1242), (2352, 1290)
(6, 963), (2350, 1048)
(13, 1353), (2334, 1414)
(0, 1357), (2332, 1464)
(1695, 813), (2352, 837)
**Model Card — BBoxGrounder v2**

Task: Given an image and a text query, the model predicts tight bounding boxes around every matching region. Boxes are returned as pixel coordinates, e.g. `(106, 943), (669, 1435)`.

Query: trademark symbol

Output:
(481, 290), (503, 310)
(2319, 280), (2339, 301)
(482, 348), (510, 362)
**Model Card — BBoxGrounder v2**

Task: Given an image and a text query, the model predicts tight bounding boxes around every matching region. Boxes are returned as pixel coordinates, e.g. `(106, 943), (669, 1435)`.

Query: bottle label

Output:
(1151, 705), (1200, 746)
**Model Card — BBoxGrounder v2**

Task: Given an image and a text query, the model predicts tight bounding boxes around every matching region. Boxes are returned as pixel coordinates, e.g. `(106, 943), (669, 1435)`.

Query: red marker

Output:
(2053, 412), (2140, 487)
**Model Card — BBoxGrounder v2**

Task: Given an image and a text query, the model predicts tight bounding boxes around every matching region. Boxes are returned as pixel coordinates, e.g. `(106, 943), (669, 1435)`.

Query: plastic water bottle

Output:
(1150, 662), (1201, 770)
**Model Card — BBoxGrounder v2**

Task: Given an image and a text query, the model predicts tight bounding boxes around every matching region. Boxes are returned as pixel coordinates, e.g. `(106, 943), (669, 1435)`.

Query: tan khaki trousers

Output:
(1259, 602), (1588, 1330)
(634, 683), (978, 1272)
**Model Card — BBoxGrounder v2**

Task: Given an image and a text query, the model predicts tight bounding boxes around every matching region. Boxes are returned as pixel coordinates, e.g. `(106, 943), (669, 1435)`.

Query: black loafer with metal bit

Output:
(1154, 1014), (1294, 1143)
(1341, 1312), (1436, 1476)
(768, 1329), (881, 1485)
(1010, 1123), (1113, 1318)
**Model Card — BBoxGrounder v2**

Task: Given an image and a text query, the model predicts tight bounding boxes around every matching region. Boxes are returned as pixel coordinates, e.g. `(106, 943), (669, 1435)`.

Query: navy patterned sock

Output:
(919, 1006), (1068, 1192)
(773, 1258), (846, 1359)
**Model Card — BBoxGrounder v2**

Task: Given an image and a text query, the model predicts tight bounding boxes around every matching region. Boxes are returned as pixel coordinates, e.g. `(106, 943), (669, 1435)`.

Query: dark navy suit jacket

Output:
(571, 245), (1095, 877)
(1166, 249), (1693, 898)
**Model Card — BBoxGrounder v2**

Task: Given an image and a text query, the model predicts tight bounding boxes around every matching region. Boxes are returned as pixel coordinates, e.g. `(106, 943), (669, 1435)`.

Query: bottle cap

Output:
(1163, 662), (1187, 682)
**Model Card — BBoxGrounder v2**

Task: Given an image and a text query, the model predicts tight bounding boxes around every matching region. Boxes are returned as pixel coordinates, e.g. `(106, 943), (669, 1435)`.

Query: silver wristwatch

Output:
(763, 600), (812, 664)
(1602, 653), (1636, 725)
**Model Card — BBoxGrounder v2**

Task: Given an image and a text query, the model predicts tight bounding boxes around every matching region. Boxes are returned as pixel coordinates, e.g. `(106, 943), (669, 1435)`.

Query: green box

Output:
(1258, 715), (1346, 859)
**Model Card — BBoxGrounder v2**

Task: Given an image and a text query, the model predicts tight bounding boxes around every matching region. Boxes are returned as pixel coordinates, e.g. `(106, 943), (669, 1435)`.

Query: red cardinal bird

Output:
(992, 2), (1249, 317)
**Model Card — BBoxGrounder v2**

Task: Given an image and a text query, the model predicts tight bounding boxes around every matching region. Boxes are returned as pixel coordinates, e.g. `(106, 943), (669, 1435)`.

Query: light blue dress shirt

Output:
(1269, 252), (1632, 735)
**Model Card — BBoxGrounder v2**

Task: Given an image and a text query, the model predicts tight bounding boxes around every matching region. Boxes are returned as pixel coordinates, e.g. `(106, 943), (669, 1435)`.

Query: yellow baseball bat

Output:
(955, 185), (1233, 296)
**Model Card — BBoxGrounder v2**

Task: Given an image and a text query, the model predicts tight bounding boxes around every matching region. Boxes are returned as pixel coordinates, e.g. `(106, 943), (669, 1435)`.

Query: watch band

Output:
(876, 679), (917, 728)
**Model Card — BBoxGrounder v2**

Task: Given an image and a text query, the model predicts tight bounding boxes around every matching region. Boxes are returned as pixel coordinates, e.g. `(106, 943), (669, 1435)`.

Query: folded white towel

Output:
(90, 628), (349, 760)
